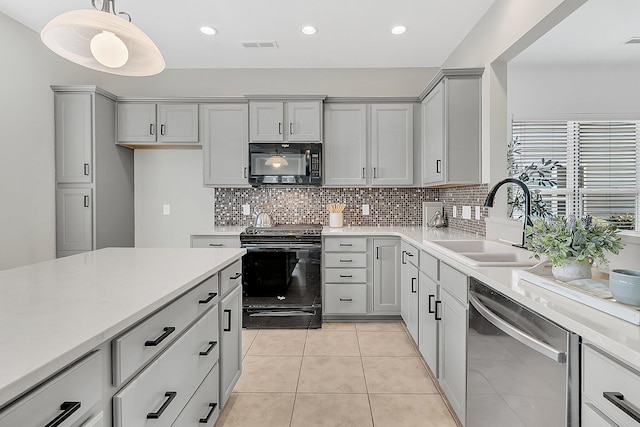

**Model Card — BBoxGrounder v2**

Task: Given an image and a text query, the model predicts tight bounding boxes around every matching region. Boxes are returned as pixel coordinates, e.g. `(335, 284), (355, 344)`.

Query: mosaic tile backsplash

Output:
(214, 184), (490, 235)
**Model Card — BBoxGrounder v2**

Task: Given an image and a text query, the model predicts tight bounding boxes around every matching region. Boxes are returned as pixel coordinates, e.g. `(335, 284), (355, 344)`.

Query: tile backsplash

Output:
(214, 184), (489, 235)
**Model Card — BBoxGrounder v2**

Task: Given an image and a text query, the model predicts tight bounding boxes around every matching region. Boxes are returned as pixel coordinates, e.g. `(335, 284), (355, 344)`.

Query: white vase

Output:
(552, 258), (592, 282)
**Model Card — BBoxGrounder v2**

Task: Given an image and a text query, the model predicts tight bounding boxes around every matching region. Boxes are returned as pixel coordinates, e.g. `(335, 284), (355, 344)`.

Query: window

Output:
(512, 119), (639, 230)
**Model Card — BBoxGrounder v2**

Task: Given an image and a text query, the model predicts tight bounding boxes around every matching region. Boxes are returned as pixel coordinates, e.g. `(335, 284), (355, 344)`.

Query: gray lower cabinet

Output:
(172, 363), (220, 426)
(401, 242), (419, 343)
(219, 282), (242, 407)
(202, 104), (249, 187)
(53, 86), (134, 258)
(418, 271), (438, 376)
(372, 238), (401, 314)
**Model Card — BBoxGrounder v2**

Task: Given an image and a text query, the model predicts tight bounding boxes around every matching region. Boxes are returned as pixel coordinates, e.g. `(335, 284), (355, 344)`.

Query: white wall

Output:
(0, 13), (105, 270)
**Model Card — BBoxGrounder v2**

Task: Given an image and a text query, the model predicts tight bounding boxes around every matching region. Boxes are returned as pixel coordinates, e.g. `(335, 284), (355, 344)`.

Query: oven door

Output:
(241, 243), (322, 328)
(248, 143), (321, 186)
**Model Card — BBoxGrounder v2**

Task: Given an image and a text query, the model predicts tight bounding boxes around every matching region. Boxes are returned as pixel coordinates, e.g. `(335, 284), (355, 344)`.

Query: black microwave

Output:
(248, 143), (322, 186)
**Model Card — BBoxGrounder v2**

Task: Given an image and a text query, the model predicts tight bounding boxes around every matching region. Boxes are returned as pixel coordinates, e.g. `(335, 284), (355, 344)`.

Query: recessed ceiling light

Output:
(200, 26), (218, 36)
(391, 25), (407, 35)
(301, 26), (317, 36)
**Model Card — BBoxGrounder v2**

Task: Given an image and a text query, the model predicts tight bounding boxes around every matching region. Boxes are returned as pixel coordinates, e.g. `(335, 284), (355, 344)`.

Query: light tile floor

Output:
(215, 322), (459, 427)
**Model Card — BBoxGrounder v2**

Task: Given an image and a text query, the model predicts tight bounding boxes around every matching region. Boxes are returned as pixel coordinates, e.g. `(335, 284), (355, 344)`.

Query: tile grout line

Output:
(356, 324), (377, 427)
(289, 328), (309, 427)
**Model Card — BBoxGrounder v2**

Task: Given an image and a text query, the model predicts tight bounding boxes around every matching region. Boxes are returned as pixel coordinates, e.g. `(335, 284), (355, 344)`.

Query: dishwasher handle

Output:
(469, 292), (566, 363)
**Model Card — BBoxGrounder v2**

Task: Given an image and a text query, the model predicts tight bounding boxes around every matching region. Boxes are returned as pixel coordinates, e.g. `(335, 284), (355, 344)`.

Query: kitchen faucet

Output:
(483, 178), (532, 248)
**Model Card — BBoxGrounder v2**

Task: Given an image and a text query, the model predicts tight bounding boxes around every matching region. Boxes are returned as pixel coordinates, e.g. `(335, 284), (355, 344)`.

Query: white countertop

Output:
(0, 247), (245, 409)
(193, 225), (640, 367)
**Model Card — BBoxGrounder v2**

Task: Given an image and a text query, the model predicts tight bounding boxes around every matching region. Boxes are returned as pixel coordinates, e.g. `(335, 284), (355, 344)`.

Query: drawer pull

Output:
(411, 277), (417, 293)
(199, 292), (217, 304)
(435, 300), (442, 321)
(224, 309), (232, 332)
(199, 402), (218, 423)
(208, 243), (224, 247)
(339, 243), (352, 247)
(230, 272), (242, 280)
(339, 274), (353, 278)
(144, 326), (175, 347)
(339, 259), (353, 263)
(44, 401), (81, 427)
(428, 294), (435, 314)
(199, 340), (218, 356)
(147, 391), (177, 419)
(339, 298), (353, 302)
(603, 392), (640, 423)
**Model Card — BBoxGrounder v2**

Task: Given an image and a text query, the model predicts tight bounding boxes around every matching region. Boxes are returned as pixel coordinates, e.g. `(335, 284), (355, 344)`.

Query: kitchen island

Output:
(0, 247), (245, 425)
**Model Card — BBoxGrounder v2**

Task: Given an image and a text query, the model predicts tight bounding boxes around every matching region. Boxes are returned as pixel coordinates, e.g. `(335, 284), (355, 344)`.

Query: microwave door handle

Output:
(306, 150), (311, 176)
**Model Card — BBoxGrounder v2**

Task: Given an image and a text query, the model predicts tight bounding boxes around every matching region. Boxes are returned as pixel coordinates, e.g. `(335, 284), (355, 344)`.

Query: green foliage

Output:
(525, 215), (624, 266)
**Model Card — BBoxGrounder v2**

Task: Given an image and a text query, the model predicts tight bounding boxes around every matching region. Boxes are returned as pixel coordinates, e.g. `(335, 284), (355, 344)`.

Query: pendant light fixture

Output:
(41, 0), (165, 76)
(265, 151), (288, 168)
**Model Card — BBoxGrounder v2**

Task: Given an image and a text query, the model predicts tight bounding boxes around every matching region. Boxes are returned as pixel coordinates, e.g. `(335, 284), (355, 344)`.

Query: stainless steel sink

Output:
(427, 240), (538, 267)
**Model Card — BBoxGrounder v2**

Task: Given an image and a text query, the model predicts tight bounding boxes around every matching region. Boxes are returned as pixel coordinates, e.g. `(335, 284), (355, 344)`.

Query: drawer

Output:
(172, 363), (220, 426)
(112, 274), (219, 386)
(324, 268), (367, 284)
(220, 260), (242, 297)
(324, 237), (367, 252)
(113, 306), (219, 427)
(440, 262), (468, 304)
(324, 284), (367, 314)
(324, 252), (367, 268)
(583, 344), (640, 426)
(582, 403), (617, 427)
(420, 250), (439, 281)
(191, 235), (240, 248)
(0, 351), (102, 427)
(401, 242), (419, 267)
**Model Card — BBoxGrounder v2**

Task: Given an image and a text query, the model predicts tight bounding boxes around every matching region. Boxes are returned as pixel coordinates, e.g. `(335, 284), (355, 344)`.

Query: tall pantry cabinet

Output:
(53, 86), (134, 258)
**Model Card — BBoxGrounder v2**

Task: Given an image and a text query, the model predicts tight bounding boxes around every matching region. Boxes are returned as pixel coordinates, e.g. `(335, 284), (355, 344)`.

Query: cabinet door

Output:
(56, 187), (92, 253)
(55, 93), (93, 183)
(287, 101), (321, 141)
(323, 104), (367, 186)
(422, 81), (445, 185)
(219, 285), (242, 407)
(401, 242), (419, 343)
(370, 104), (414, 186)
(372, 238), (401, 313)
(202, 104), (249, 186)
(158, 104), (199, 143)
(418, 271), (438, 377)
(118, 103), (157, 142)
(249, 101), (284, 142)
(438, 288), (468, 425)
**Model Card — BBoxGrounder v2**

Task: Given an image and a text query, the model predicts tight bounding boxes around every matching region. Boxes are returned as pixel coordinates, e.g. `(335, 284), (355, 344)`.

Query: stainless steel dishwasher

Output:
(467, 278), (580, 426)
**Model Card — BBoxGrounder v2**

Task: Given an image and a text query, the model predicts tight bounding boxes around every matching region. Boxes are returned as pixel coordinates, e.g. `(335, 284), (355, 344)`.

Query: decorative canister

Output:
(329, 212), (344, 228)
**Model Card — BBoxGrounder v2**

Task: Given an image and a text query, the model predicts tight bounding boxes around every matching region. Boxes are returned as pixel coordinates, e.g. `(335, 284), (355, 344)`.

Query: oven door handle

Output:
(469, 292), (566, 363)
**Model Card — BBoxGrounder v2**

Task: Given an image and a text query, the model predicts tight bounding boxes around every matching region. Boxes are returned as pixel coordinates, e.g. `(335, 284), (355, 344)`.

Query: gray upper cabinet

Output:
(55, 93), (93, 183)
(324, 103), (414, 187)
(202, 104), (249, 187)
(117, 103), (199, 145)
(249, 100), (322, 142)
(421, 69), (482, 186)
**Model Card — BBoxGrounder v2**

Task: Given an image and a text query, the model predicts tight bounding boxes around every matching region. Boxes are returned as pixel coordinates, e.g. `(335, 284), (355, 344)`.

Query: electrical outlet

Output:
(462, 206), (472, 220)
(362, 204), (370, 215)
(475, 206), (481, 220)
(452, 206), (457, 218)
(163, 204), (170, 216)
(242, 204), (251, 215)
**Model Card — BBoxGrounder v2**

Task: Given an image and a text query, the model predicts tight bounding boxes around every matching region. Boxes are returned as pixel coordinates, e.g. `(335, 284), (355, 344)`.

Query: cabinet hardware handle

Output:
(199, 292), (217, 304)
(44, 401), (81, 427)
(150, 123), (154, 135)
(428, 294), (435, 313)
(411, 277), (417, 293)
(339, 298), (353, 302)
(224, 309), (232, 332)
(435, 300), (442, 321)
(339, 259), (352, 262)
(199, 340), (218, 356)
(147, 391), (177, 419)
(83, 163), (90, 176)
(144, 326), (175, 346)
(339, 274), (353, 278)
(339, 243), (352, 247)
(230, 272), (242, 280)
(278, 122), (282, 135)
(362, 167), (366, 179)
(208, 243), (224, 247)
(436, 159), (441, 174)
(603, 392), (640, 422)
(199, 402), (218, 423)
(160, 124), (166, 136)
(373, 167), (377, 178)
(289, 123), (293, 135)
(83, 195), (90, 208)
(376, 247), (379, 259)
(244, 167), (248, 178)
(402, 250), (407, 264)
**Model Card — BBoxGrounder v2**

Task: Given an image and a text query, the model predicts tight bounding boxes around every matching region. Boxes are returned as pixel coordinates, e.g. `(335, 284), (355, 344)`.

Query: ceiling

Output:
(0, 0), (496, 69)
(512, 0), (640, 65)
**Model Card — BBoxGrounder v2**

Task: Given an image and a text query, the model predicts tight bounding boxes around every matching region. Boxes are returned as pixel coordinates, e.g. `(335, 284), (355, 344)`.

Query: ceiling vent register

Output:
(241, 40), (279, 48)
